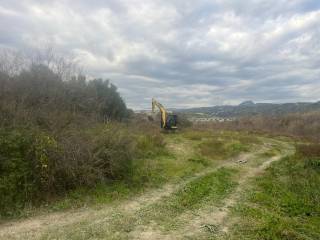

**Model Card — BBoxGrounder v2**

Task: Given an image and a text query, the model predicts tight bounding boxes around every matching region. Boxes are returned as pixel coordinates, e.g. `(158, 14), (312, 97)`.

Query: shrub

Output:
(91, 126), (135, 180)
(0, 128), (59, 216)
(0, 125), (138, 217)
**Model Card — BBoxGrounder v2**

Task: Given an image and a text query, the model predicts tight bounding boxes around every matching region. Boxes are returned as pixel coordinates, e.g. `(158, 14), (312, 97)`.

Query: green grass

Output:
(137, 167), (239, 230)
(165, 167), (238, 211)
(226, 146), (320, 240)
(49, 181), (135, 211)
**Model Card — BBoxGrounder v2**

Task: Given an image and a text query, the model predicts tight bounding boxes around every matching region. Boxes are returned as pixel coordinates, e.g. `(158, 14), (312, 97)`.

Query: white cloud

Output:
(1, 0), (320, 109)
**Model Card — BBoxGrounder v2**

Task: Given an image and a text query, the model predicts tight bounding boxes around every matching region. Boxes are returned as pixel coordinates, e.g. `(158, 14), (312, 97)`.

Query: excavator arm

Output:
(152, 98), (167, 128)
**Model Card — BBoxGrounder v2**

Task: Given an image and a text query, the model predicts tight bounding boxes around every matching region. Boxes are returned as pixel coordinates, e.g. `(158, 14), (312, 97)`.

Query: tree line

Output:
(0, 48), (130, 129)
(0, 47), (141, 217)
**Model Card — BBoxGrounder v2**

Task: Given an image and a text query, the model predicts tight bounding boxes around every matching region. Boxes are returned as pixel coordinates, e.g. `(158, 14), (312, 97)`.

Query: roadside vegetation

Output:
(0, 49), (153, 218)
(224, 143), (320, 240)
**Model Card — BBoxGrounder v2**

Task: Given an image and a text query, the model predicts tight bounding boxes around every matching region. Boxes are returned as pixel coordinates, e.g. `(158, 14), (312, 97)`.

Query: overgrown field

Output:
(1, 127), (319, 240)
(1, 48), (319, 240)
(222, 143), (320, 240)
(0, 129), (258, 219)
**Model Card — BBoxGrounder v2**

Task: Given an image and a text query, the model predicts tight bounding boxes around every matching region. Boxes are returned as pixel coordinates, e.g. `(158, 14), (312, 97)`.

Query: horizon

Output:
(1, 0), (320, 109)
(134, 99), (320, 111)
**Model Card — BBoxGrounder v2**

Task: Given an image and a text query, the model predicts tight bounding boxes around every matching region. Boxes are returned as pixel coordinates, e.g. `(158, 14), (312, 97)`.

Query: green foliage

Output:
(0, 125), (137, 217)
(0, 128), (59, 216)
(91, 126), (135, 180)
(228, 144), (320, 240)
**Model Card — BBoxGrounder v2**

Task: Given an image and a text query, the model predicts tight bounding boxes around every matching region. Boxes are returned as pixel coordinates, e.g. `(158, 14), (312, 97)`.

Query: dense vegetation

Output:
(0, 65), (129, 127)
(0, 50), (160, 217)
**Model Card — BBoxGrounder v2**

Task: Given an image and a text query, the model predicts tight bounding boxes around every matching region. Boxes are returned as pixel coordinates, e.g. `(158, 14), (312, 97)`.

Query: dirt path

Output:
(175, 154), (287, 239)
(0, 180), (180, 239)
(129, 140), (294, 240)
(0, 139), (294, 240)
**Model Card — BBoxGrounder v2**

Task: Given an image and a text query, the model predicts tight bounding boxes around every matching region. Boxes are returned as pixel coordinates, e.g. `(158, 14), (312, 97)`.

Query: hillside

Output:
(177, 101), (320, 118)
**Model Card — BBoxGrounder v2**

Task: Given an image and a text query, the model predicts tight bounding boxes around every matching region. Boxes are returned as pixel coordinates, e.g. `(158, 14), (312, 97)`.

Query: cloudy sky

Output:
(1, 0), (320, 109)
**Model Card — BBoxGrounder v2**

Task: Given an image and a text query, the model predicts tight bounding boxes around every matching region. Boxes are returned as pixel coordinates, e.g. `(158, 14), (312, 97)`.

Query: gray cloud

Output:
(1, 0), (320, 109)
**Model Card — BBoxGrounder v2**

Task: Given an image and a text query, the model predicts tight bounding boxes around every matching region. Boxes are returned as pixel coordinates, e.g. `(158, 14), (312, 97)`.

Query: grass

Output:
(49, 181), (135, 211)
(181, 129), (260, 162)
(183, 130), (214, 141)
(138, 167), (239, 230)
(225, 144), (320, 240)
(4, 130), (310, 240)
(199, 139), (249, 160)
(40, 167), (239, 240)
(0, 129), (261, 227)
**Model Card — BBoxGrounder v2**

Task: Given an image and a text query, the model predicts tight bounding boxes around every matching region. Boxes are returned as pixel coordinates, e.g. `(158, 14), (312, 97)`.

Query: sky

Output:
(0, 0), (320, 109)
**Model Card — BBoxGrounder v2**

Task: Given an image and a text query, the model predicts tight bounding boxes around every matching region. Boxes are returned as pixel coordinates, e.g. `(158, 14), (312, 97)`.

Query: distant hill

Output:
(176, 101), (320, 118)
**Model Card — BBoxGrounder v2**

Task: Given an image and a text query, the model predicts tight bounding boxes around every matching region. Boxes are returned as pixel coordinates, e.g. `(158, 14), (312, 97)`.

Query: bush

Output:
(0, 51), (170, 217)
(0, 128), (59, 215)
(91, 126), (135, 180)
(0, 125), (138, 217)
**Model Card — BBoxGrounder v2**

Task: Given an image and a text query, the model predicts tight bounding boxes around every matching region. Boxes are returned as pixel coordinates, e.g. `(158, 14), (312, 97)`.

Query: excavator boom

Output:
(152, 98), (177, 130)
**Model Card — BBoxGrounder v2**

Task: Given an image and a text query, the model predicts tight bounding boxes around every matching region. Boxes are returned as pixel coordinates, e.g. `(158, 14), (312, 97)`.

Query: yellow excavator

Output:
(152, 98), (178, 130)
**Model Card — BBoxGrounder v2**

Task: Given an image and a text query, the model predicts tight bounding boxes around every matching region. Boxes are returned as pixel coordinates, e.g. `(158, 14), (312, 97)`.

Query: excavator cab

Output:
(152, 98), (178, 130)
(165, 114), (178, 130)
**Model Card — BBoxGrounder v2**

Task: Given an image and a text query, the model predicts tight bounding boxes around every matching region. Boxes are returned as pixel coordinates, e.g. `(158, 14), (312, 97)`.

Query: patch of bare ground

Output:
(0, 181), (181, 240)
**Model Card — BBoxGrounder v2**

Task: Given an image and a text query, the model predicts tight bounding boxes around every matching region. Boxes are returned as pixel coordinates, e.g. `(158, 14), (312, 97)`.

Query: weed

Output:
(227, 147), (320, 240)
